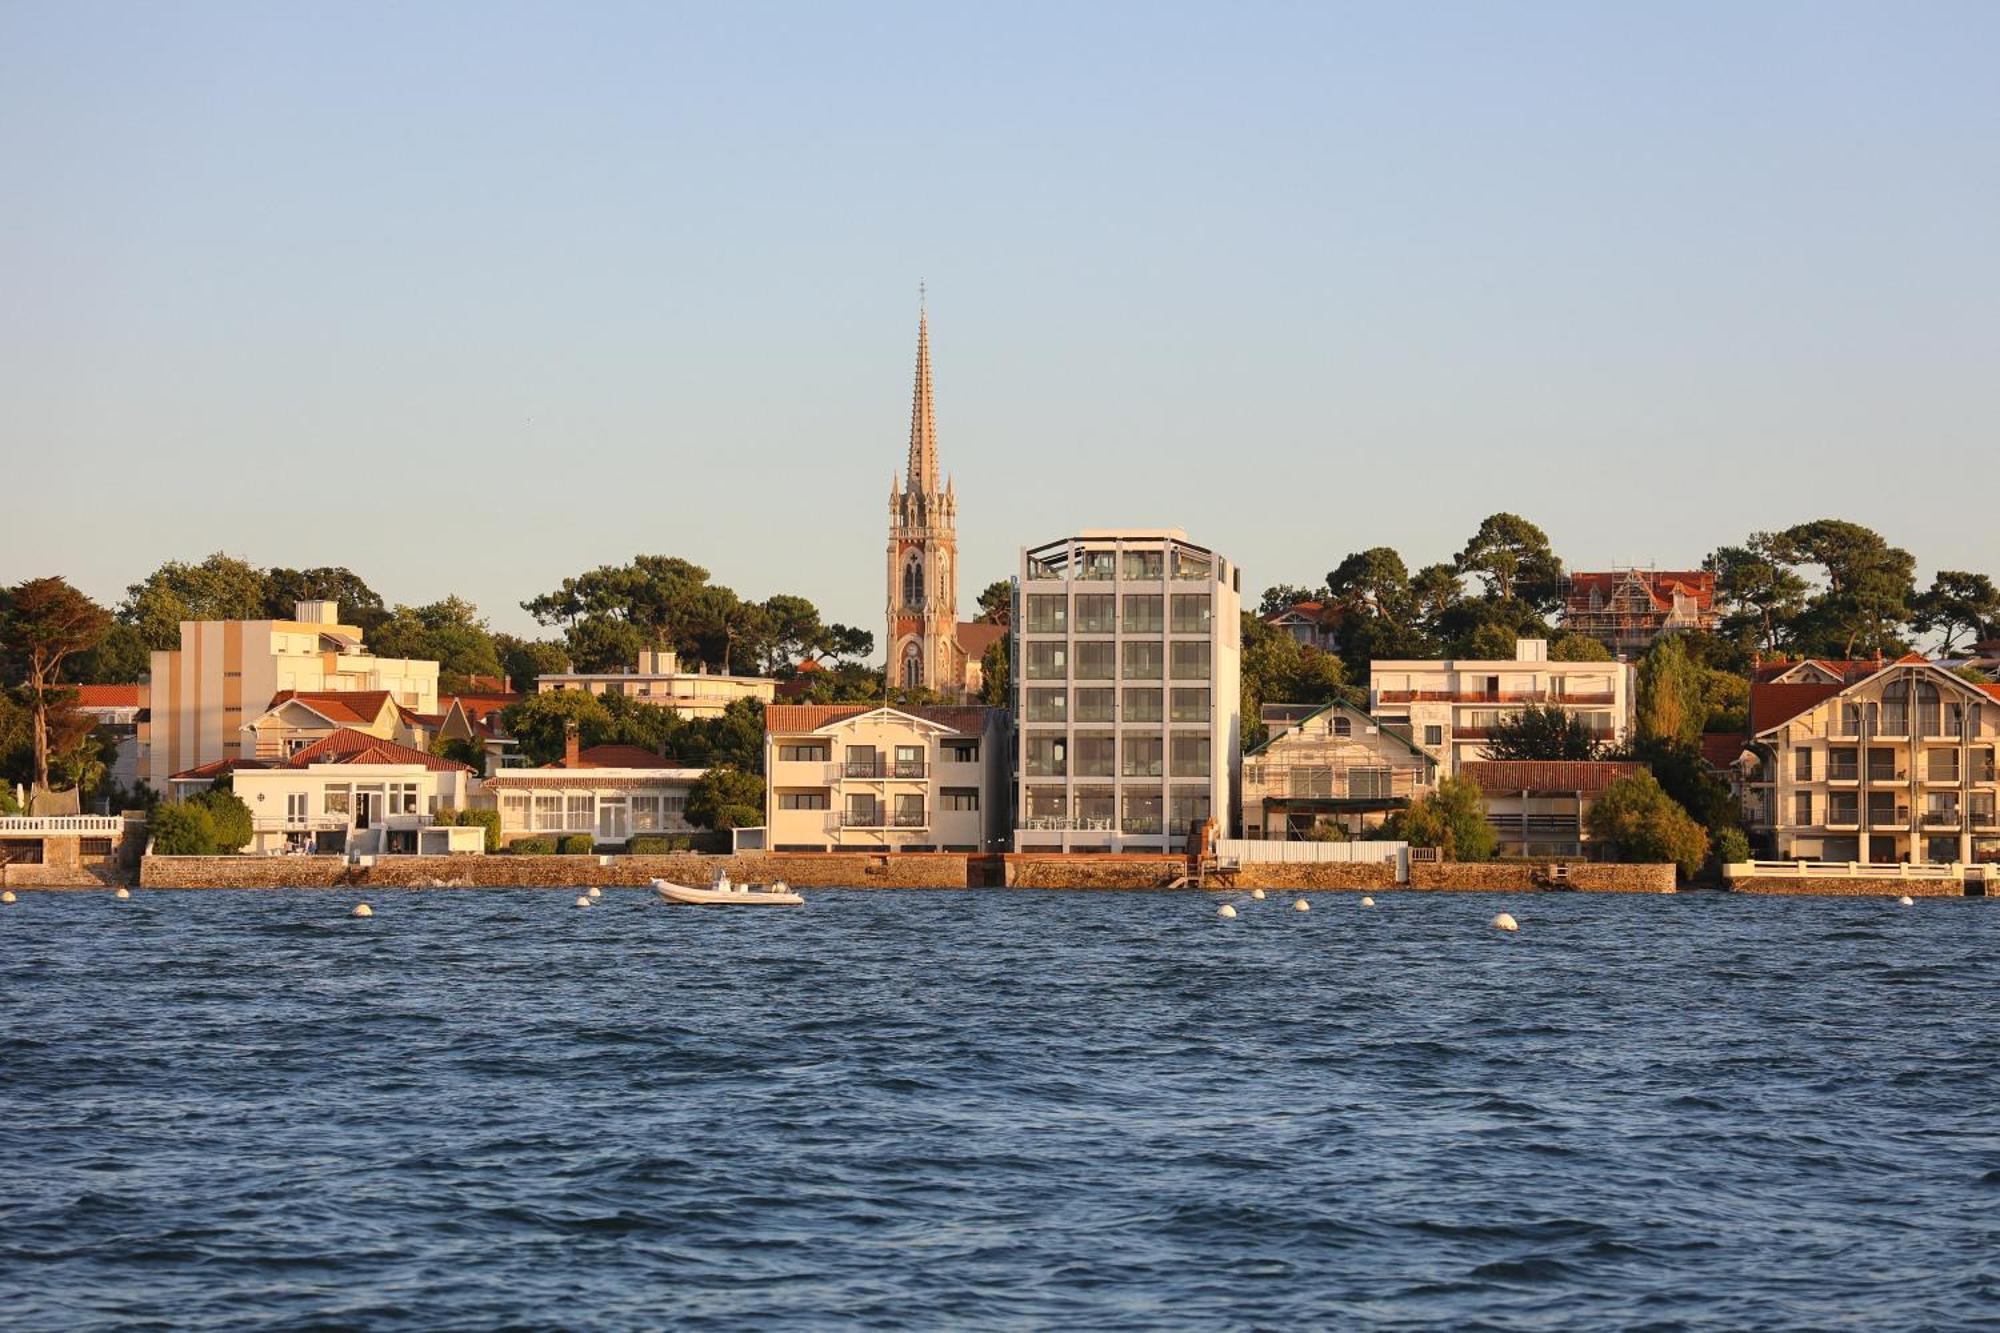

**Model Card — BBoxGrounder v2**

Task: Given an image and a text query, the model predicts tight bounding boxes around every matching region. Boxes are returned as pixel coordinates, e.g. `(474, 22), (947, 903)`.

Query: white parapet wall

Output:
(1214, 838), (1409, 882)
(1725, 860), (1995, 882)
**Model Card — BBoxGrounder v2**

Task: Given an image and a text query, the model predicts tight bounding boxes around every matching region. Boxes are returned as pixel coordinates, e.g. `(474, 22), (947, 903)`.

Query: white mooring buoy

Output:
(114, 887), (131, 900)
(575, 896), (592, 908)
(587, 886), (603, 899)
(1250, 888), (1266, 900)
(1, 890), (16, 905)
(1898, 895), (1914, 907)
(1491, 912), (1519, 932)
(350, 903), (373, 918)
(1293, 898), (1311, 913)
(1217, 903), (1238, 919)
(1360, 896), (1375, 908)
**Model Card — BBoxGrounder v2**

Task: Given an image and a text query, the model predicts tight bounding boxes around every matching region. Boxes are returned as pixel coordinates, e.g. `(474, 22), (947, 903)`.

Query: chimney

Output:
(562, 720), (580, 768)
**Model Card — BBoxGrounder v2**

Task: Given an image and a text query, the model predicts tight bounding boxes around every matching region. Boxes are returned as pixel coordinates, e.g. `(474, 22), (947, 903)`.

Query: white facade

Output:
(485, 766), (706, 846)
(1369, 639), (1635, 775)
(1013, 529), (1243, 852)
(232, 762), (483, 856)
(535, 649), (774, 719)
(764, 705), (1006, 852)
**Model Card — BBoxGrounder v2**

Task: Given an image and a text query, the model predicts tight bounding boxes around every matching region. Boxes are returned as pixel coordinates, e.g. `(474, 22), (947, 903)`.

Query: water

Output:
(2, 888), (1996, 1330)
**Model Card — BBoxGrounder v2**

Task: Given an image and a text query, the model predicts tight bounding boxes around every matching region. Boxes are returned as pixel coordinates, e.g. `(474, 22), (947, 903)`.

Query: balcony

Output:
(1375, 690), (1617, 706)
(1867, 807), (1909, 829)
(1827, 763), (1859, 783)
(892, 809), (928, 828)
(252, 815), (350, 832)
(1923, 809), (1961, 830)
(892, 760), (927, 779)
(843, 760), (882, 779)
(1825, 808), (1860, 831)
(1972, 809), (2000, 829)
(0, 816), (125, 834)
(840, 810), (886, 828)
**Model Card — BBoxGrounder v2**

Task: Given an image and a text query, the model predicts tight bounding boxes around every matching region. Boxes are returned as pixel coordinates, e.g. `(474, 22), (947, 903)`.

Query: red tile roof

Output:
(1699, 733), (1750, 770)
(1264, 601), (1343, 626)
(955, 621), (1008, 660)
(1565, 570), (1716, 614)
(1460, 760), (1644, 796)
(73, 684), (141, 708)
(554, 744), (687, 770)
(447, 693), (520, 723)
(1982, 684), (2000, 703)
(765, 703), (993, 736)
(284, 728), (473, 772)
(168, 756), (274, 781)
(264, 690), (396, 725)
(1750, 682), (1845, 733)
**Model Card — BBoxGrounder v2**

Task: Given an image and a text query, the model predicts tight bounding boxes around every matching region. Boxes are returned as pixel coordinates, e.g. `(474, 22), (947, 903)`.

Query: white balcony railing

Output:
(0, 816), (125, 835)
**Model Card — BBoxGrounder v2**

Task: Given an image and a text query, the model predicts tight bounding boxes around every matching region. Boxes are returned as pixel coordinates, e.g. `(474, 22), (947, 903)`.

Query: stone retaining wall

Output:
(1002, 856), (1184, 889)
(1731, 876), (1967, 897)
(139, 852), (971, 890)
(1406, 861), (1676, 892)
(1233, 860), (1399, 890)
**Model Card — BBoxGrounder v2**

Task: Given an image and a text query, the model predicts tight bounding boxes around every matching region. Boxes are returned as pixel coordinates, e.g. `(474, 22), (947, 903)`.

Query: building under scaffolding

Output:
(1562, 568), (1718, 658)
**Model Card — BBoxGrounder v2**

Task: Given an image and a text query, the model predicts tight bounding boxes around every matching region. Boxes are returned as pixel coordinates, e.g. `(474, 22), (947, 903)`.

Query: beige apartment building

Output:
(1243, 701), (1436, 840)
(1013, 529), (1243, 853)
(1748, 655), (2000, 865)
(1369, 639), (1635, 775)
(763, 704), (1007, 852)
(141, 602), (441, 793)
(535, 648), (775, 718)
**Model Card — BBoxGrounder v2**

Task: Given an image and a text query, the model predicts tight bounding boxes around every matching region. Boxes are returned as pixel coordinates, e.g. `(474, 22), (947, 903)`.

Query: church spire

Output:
(906, 294), (939, 494)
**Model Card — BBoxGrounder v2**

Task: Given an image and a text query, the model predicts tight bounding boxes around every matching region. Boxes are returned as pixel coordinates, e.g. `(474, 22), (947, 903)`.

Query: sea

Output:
(1, 887), (1995, 1330)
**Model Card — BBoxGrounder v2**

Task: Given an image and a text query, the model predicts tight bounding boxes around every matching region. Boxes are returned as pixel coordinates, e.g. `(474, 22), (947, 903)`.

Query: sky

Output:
(4, 2), (1996, 645)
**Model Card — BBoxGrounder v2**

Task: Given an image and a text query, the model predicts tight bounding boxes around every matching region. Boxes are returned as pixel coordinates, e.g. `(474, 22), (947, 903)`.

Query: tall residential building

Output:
(140, 601), (441, 792)
(1013, 529), (1243, 853)
(1369, 639), (1635, 775)
(1746, 654), (2000, 864)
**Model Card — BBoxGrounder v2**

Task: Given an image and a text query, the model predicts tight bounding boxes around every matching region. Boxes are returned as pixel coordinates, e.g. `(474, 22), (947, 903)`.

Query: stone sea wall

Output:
(1233, 860), (1399, 890)
(1731, 876), (1967, 897)
(1405, 861), (1676, 892)
(1002, 855), (1184, 890)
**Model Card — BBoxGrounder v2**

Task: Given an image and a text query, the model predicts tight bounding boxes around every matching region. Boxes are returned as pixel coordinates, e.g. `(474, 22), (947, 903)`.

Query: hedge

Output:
(557, 834), (595, 855)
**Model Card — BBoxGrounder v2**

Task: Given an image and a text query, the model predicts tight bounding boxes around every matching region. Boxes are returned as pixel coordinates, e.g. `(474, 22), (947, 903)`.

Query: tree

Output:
(979, 636), (1009, 708)
(263, 567), (387, 635)
(187, 786), (253, 852)
(975, 579), (1013, 625)
(493, 634), (571, 691)
(1257, 583), (1329, 617)
(1586, 770), (1709, 877)
(2, 578), (112, 792)
(1380, 775), (1495, 861)
(120, 553), (269, 649)
(66, 622), (151, 684)
(1549, 633), (1613, 662)
(1705, 537), (1809, 657)
(1455, 513), (1564, 612)
(1635, 635), (1705, 745)
(500, 690), (614, 766)
(685, 766), (764, 831)
(760, 594), (825, 673)
(1630, 738), (1740, 841)
(1239, 613), (1355, 751)
(1912, 571), (2000, 657)
(566, 615), (648, 674)
(368, 597), (505, 690)
(1770, 520), (1916, 659)
(1483, 705), (1604, 761)
(147, 802), (218, 854)
(822, 624), (875, 665)
(430, 736), (485, 770)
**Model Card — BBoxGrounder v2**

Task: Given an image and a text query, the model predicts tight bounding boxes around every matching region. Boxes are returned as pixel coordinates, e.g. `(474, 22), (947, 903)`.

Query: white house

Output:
(230, 728), (484, 855)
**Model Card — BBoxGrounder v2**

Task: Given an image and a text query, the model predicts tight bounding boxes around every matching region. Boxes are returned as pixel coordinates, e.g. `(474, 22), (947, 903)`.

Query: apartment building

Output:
(1748, 655), (2000, 864)
(1459, 759), (1644, 859)
(1242, 701), (1435, 840)
(141, 602), (440, 792)
(1012, 529), (1243, 852)
(763, 704), (1006, 852)
(535, 648), (775, 719)
(1369, 639), (1635, 775)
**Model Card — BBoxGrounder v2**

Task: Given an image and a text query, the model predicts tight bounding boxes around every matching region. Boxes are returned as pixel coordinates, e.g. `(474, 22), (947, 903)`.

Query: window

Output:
(894, 794), (926, 826)
(662, 793), (687, 816)
(501, 793), (530, 829)
(1868, 748), (1897, 782)
(1074, 594), (1116, 633)
(1074, 688), (1116, 723)
(632, 795), (662, 829)
(533, 793), (564, 831)
(1170, 688), (1209, 723)
(1332, 715), (1352, 738)
(1171, 549), (1211, 581)
(1122, 734), (1163, 777)
(324, 786), (351, 816)
(778, 742), (829, 763)
(1025, 735), (1068, 777)
(1828, 747), (1858, 780)
(902, 551), (925, 607)
(1025, 689), (1067, 723)
(1828, 792), (1858, 825)
(844, 746), (880, 778)
(846, 794), (882, 826)
(1122, 595), (1163, 634)
(1168, 788), (1211, 833)
(1170, 594), (1211, 635)
(286, 793), (308, 823)
(566, 794), (593, 828)
(1169, 734), (1210, 777)
(1424, 725), (1443, 747)
(1079, 550), (1117, 581)
(779, 792), (830, 810)
(1025, 642), (1068, 679)
(1025, 786), (1067, 820)
(943, 741), (979, 764)
(1170, 642), (1209, 680)
(1795, 748), (1813, 781)
(1348, 767), (1392, 799)
(1073, 733), (1116, 777)
(895, 745), (926, 778)
(1074, 641), (1115, 679)
(1074, 787), (1114, 826)
(1123, 688), (1163, 723)
(1122, 641), (1163, 679)
(941, 788), (979, 812)
(1121, 787), (1163, 833)
(1122, 550), (1163, 581)
(1026, 595), (1068, 634)
(1794, 791), (1812, 827)
(1929, 750), (1959, 782)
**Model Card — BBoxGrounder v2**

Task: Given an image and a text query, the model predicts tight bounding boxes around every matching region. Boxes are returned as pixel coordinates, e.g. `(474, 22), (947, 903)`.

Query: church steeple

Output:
(906, 300), (939, 495)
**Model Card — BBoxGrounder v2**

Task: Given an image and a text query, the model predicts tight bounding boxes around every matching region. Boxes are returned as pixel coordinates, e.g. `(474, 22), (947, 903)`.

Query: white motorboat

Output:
(651, 871), (803, 906)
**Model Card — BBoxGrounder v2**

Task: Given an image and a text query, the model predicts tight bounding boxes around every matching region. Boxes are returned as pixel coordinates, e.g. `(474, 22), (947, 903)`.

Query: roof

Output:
(168, 756), (274, 782)
(1699, 733), (1751, 770)
(955, 621), (1007, 659)
(765, 703), (993, 736)
(1565, 570), (1716, 614)
(1244, 699), (1430, 762)
(1749, 682), (1844, 734)
(282, 728), (473, 772)
(446, 693), (520, 723)
(73, 684), (141, 708)
(554, 744), (688, 770)
(262, 689), (395, 725)
(1460, 760), (1644, 796)
(1264, 601), (1342, 627)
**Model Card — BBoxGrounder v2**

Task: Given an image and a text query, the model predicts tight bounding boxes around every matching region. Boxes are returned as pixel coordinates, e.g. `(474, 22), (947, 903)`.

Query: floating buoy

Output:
(1293, 899), (1311, 913)
(114, 887), (131, 900)
(1217, 904), (1237, 919)
(587, 886), (603, 899)
(1898, 895), (1914, 907)
(575, 896), (592, 908)
(1491, 912), (1519, 932)
(350, 903), (373, 918)
(0, 890), (15, 905)
(1360, 896), (1375, 908)
(1250, 888), (1266, 900)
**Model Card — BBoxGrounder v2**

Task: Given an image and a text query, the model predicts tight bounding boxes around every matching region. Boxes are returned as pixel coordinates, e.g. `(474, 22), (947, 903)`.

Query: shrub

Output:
(685, 767), (766, 831)
(557, 834), (595, 855)
(1713, 826), (1750, 866)
(455, 808), (501, 853)
(149, 802), (218, 855)
(1586, 770), (1710, 878)
(626, 835), (688, 855)
(507, 836), (555, 855)
(1379, 775), (1496, 862)
(186, 788), (253, 853)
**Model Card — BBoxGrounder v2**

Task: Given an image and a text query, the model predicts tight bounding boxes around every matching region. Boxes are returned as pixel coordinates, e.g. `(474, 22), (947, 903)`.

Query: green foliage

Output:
(1380, 775), (1495, 861)
(1952, 665), (1994, 685)
(69, 622), (152, 684)
(3, 576), (113, 792)
(975, 580), (1013, 625)
(1585, 769), (1709, 877)
(566, 615), (649, 673)
(506, 836), (556, 854)
(1302, 819), (1348, 843)
(1240, 613), (1356, 750)
(1713, 826), (1750, 865)
(454, 807), (501, 853)
(1455, 513), (1564, 612)
(1913, 571), (2000, 657)
(1629, 737), (1740, 841)
(685, 766), (765, 831)
(119, 553), (269, 649)
(368, 596), (505, 689)
(1704, 537), (1810, 657)
(1484, 704), (1605, 761)
(1549, 633), (1613, 662)
(1257, 583), (1328, 617)
(627, 834), (694, 854)
(500, 690), (615, 765)
(1636, 635), (1705, 745)
(149, 802), (219, 855)
(187, 787), (253, 852)
(979, 636), (1010, 708)
(429, 736), (485, 770)
(797, 662), (889, 704)
(493, 634), (571, 691)
(0, 786), (20, 815)
(1771, 519), (1916, 659)
(557, 833), (595, 854)
(262, 567), (388, 635)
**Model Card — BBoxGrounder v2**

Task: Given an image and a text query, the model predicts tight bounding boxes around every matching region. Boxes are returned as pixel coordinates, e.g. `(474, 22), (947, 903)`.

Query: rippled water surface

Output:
(3, 887), (1997, 1330)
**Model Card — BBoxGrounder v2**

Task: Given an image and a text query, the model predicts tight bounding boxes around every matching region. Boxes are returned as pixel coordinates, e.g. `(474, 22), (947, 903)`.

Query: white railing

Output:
(0, 816), (125, 835)
(1724, 860), (1994, 882)
(1215, 838), (1406, 866)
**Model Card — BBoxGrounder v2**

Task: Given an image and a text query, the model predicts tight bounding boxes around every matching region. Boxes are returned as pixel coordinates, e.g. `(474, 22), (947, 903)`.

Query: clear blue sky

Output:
(5, 2), (1995, 643)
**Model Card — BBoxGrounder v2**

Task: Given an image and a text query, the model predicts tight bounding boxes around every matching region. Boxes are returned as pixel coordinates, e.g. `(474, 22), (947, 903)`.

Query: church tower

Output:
(887, 299), (965, 696)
